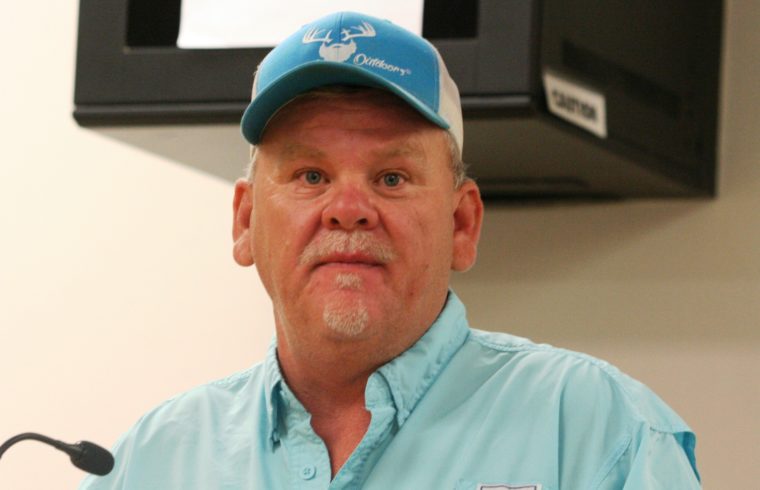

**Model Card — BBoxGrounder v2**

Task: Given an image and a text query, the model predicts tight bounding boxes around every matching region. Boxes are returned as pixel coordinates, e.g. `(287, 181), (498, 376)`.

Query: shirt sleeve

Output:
(78, 472), (107, 489)
(595, 424), (701, 489)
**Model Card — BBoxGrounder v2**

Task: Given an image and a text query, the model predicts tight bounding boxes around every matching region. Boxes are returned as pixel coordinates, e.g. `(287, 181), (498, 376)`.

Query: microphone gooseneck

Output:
(0, 432), (114, 476)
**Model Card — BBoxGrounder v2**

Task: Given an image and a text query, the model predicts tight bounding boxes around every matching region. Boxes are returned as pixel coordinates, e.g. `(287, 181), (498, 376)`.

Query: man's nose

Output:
(321, 183), (379, 230)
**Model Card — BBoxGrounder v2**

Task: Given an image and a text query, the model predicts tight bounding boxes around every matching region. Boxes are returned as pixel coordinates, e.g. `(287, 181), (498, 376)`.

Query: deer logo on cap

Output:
(302, 21), (376, 63)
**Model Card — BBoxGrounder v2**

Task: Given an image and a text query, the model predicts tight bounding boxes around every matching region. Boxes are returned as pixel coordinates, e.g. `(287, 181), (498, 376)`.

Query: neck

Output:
(272, 296), (446, 476)
(276, 336), (380, 415)
(277, 336), (383, 477)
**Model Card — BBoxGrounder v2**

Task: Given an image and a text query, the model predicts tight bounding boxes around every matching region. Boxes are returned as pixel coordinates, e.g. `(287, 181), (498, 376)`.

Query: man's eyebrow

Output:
(275, 141), (427, 165)
(372, 142), (427, 165)
(279, 143), (326, 162)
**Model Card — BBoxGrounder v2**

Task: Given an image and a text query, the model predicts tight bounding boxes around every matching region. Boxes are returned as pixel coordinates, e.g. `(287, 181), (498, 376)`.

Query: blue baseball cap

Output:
(240, 11), (463, 155)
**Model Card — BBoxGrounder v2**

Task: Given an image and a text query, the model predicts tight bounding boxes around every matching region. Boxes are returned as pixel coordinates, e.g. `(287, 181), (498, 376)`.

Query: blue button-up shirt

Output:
(80, 292), (699, 489)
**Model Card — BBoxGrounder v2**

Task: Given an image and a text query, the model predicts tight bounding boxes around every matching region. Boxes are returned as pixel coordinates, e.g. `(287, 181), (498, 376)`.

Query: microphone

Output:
(0, 432), (114, 476)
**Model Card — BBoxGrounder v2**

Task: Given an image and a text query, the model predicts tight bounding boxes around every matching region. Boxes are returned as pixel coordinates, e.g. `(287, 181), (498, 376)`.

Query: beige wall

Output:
(1, 2), (757, 488)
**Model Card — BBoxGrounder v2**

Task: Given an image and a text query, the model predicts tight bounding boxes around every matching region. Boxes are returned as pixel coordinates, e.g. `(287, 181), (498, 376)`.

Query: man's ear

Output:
(451, 180), (484, 272)
(232, 178), (255, 267)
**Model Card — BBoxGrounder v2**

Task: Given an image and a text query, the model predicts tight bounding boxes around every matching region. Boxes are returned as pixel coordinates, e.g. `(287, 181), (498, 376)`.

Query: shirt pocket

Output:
(455, 479), (548, 490)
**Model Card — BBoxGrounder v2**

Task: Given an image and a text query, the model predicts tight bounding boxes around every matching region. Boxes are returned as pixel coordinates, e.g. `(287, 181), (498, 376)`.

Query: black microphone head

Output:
(70, 441), (115, 476)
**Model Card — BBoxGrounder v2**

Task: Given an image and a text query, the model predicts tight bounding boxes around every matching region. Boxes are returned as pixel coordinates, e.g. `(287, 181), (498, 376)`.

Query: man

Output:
(81, 11), (700, 489)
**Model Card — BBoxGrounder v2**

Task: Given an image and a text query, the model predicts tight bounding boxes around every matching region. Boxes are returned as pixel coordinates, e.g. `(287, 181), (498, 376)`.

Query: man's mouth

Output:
(314, 253), (382, 269)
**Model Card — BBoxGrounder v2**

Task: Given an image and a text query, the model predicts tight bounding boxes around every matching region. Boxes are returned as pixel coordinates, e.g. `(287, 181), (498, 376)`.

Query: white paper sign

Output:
(177, 0), (424, 49)
(543, 70), (608, 139)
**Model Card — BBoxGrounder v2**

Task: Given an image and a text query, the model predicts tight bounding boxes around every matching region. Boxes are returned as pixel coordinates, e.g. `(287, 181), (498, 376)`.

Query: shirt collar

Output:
(262, 290), (470, 446)
(375, 291), (470, 427)
(263, 338), (284, 448)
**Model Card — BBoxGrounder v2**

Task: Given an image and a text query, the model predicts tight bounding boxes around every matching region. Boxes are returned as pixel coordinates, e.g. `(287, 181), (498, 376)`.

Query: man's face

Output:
(233, 91), (482, 361)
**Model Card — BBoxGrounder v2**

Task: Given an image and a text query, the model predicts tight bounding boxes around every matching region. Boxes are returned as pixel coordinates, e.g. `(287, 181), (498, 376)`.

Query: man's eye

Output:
(301, 170), (323, 185)
(382, 173), (404, 187)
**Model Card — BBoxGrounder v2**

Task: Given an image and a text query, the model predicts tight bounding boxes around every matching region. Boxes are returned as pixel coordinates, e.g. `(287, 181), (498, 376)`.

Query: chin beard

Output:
(321, 272), (369, 336)
(322, 298), (369, 337)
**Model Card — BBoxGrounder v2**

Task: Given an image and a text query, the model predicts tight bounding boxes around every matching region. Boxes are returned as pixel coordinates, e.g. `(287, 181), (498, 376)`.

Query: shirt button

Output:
(300, 464), (316, 480)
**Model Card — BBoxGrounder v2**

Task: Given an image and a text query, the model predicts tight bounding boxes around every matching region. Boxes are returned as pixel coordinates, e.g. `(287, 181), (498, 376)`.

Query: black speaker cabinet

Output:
(75, 0), (723, 200)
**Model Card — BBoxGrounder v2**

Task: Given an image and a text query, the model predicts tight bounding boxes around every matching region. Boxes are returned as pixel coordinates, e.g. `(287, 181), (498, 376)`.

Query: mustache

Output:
(299, 231), (397, 266)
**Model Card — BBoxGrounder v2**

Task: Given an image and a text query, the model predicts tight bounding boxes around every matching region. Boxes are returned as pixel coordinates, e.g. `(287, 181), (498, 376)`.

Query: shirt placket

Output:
(328, 374), (397, 489)
(278, 389), (332, 489)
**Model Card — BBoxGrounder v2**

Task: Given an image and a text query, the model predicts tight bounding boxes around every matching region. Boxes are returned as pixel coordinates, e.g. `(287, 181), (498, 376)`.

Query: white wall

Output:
(1, 2), (757, 489)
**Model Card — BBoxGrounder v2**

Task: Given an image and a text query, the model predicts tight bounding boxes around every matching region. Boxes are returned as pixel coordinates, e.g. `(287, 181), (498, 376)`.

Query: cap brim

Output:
(241, 61), (450, 145)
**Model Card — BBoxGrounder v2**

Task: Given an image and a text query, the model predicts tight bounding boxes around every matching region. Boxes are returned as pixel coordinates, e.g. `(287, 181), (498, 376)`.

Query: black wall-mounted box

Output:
(74, 0), (723, 200)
